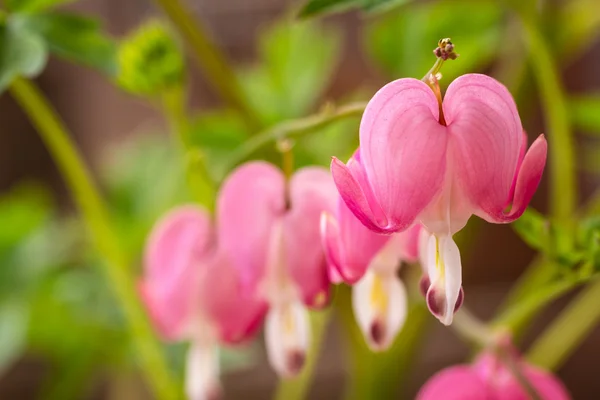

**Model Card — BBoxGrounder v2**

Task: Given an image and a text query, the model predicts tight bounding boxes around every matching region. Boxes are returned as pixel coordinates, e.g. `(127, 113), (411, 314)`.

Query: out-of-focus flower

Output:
(417, 350), (570, 400)
(217, 162), (337, 377)
(139, 206), (266, 400)
(331, 73), (547, 325)
(117, 20), (184, 96)
(321, 150), (420, 350)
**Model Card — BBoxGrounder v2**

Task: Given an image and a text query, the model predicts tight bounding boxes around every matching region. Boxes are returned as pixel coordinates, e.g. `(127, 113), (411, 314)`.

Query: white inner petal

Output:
(265, 300), (310, 377)
(441, 235), (462, 325)
(352, 268), (407, 351)
(185, 340), (220, 400)
(367, 235), (403, 275)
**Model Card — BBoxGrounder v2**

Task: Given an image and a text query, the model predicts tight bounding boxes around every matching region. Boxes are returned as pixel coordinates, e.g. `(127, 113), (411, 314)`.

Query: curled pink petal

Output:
(359, 78), (447, 232)
(284, 167), (338, 307)
(332, 196), (390, 284)
(140, 206), (214, 341)
(217, 161), (286, 293)
(331, 157), (389, 233)
(479, 135), (547, 223)
(444, 74), (525, 223)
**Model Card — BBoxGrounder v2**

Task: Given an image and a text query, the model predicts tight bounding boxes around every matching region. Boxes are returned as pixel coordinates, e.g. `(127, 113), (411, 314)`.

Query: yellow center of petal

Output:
(435, 236), (445, 280)
(283, 306), (296, 335)
(370, 274), (388, 315)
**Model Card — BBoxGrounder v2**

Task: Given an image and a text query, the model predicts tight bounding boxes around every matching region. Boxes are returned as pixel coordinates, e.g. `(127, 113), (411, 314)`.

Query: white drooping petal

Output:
(441, 235), (462, 325)
(352, 269), (408, 351)
(185, 341), (220, 400)
(265, 300), (310, 378)
(425, 234), (463, 326)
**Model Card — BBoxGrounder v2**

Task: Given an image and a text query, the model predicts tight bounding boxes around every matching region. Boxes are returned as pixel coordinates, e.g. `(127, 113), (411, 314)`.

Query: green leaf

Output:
(16, 13), (117, 76)
(512, 208), (550, 252)
(0, 184), (52, 251)
(187, 110), (249, 179)
(299, 0), (411, 18)
(6, 0), (75, 13)
(237, 19), (342, 125)
(578, 216), (600, 270)
(364, 0), (502, 81)
(569, 96), (600, 135)
(0, 17), (48, 91)
(299, 0), (361, 18)
(0, 301), (28, 375)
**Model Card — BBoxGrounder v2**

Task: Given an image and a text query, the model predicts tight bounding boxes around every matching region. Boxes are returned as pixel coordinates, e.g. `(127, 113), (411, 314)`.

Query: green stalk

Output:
(522, 18), (576, 221)
(273, 310), (331, 400)
(152, 0), (259, 129)
(527, 279), (600, 370)
(221, 101), (366, 178)
(493, 273), (589, 337)
(9, 77), (180, 400)
(161, 87), (215, 210)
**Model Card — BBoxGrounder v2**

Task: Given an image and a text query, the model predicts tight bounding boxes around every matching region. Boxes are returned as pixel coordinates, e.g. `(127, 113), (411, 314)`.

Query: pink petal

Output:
(332, 196), (390, 284)
(331, 157), (389, 233)
(492, 364), (570, 400)
(200, 249), (268, 344)
(397, 223), (422, 262)
(140, 206), (214, 341)
(217, 161), (286, 293)
(359, 78), (447, 232)
(417, 365), (494, 400)
(443, 74), (526, 223)
(284, 167), (338, 307)
(320, 212), (344, 284)
(480, 135), (547, 223)
(507, 130), (529, 206)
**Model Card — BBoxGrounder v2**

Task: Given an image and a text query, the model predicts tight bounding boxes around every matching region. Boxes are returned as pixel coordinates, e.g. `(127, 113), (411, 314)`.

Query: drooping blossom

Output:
(417, 351), (570, 400)
(321, 150), (421, 350)
(217, 161), (337, 377)
(331, 73), (547, 325)
(139, 206), (266, 400)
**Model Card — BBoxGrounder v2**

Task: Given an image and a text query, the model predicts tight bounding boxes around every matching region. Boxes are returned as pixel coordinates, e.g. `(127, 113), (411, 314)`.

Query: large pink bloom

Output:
(217, 161), (337, 377)
(321, 151), (421, 350)
(139, 206), (266, 399)
(417, 352), (570, 400)
(332, 74), (547, 325)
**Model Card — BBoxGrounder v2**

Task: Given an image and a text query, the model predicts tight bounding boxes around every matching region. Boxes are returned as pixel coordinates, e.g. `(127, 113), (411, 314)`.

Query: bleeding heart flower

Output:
(139, 206), (266, 400)
(321, 150), (421, 350)
(417, 351), (570, 400)
(331, 73), (547, 325)
(217, 161), (337, 378)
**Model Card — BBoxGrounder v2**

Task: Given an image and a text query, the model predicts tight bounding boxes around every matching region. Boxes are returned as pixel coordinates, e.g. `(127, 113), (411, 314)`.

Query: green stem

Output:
(9, 77), (180, 400)
(495, 257), (555, 313)
(336, 284), (430, 400)
(493, 273), (588, 337)
(161, 87), (215, 210)
(521, 18), (577, 221)
(526, 278), (600, 370)
(452, 308), (498, 348)
(273, 310), (331, 400)
(221, 101), (366, 178)
(153, 0), (259, 129)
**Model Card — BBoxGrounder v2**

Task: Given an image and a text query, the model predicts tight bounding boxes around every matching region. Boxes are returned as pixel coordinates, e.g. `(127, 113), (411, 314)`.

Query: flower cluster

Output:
(139, 66), (563, 398)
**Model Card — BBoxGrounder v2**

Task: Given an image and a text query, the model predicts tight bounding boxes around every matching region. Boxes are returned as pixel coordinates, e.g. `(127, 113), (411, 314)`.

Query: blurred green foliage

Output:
(0, 0), (115, 92)
(117, 21), (184, 96)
